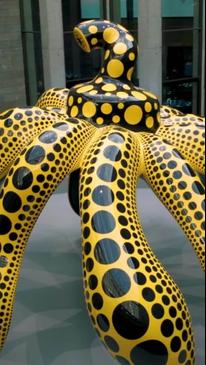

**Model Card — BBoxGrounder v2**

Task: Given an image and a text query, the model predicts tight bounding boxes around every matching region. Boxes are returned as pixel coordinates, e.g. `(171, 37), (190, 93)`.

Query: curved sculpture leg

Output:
(157, 115), (205, 175)
(0, 119), (96, 349)
(140, 133), (205, 270)
(0, 107), (71, 180)
(35, 87), (69, 114)
(80, 127), (195, 365)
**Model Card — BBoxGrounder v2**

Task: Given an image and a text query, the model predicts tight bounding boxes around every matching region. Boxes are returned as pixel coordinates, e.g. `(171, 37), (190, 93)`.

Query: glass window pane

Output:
(163, 28), (194, 80)
(120, 0), (138, 35)
(162, 0), (194, 17)
(81, 0), (101, 19)
(162, 0), (202, 113)
(163, 80), (198, 113)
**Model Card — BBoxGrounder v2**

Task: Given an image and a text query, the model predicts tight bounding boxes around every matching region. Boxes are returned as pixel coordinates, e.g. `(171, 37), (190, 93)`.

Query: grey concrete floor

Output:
(0, 180), (205, 365)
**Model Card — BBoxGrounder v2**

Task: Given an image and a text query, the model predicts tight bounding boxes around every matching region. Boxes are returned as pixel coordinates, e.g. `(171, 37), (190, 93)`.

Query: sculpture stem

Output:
(74, 20), (138, 82)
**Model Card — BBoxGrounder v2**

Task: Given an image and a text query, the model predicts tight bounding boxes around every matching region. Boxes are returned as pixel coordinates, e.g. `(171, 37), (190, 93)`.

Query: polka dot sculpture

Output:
(0, 19), (205, 365)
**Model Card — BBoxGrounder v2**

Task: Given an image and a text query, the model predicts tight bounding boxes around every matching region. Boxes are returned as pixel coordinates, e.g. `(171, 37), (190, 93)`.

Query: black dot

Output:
(53, 122), (69, 131)
(53, 143), (61, 152)
(119, 169), (126, 178)
(168, 161), (177, 169)
(108, 133), (125, 144)
(3, 244), (14, 254)
(102, 269), (131, 298)
(150, 275), (157, 283)
(169, 307), (177, 318)
(112, 301), (149, 340)
(134, 272), (147, 285)
(187, 341), (192, 351)
(171, 336), (182, 352)
(84, 187), (91, 197)
(104, 336), (119, 353)
(86, 258), (94, 272)
(3, 192), (22, 213)
(152, 304), (165, 319)
(14, 113), (23, 120)
(92, 185), (114, 206)
(84, 242), (92, 255)
(121, 229), (131, 239)
(156, 285), (163, 294)
(117, 203), (126, 213)
(32, 185), (40, 193)
(92, 293), (103, 310)
(97, 164), (117, 182)
(182, 164), (196, 177)
(117, 191), (124, 201)
(104, 145), (122, 161)
(25, 109), (33, 116)
(4, 118), (13, 127)
(123, 243), (134, 254)
(97, 314), (110, 332)
(41, 163), (49, 172)
(173, 171), (182, 179)
(127, 257), (139, 269)
(121, 159), (128, 168)
(0, 215), (12, 234)
(89, 275), (98, 290)
(161, 320), (174, 337)
(117, 179), (126, 189)
(83, 227), (90, 239)
(162, 295), (170, 305)
(92, 211), (116, 233)
(176, 318), (183, 331)
(47, 153), (55, 161)
(39, 130), (58, 144)
(9, 232), (17, 241)
(179, 350), (187, 363)
(131, 340), (169, 365)
(118, 215), (128, 226)
(13, 167), (33, 190)
(184, 192), (192, 200)
(82, 213), (89, 224)
(0, 256), (9, 268)
(94, 239), (120, 264)
(25, 145), (46, 165)
(195, 212), (204, 221)
(163, 152), (172, 160)
(189, 202), (197, 210)
(178, 181), (187, 190)
(192, 181), (205, 195)
(142, 287), (156, 302)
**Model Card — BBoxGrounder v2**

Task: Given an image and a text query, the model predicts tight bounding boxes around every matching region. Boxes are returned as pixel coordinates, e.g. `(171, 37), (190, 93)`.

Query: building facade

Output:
(0, 0), (26, 109)
(0, 0), (205, 115)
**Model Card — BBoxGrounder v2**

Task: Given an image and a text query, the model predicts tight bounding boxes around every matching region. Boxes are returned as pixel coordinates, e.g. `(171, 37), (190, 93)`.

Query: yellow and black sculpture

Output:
(0, 20), (205, 365)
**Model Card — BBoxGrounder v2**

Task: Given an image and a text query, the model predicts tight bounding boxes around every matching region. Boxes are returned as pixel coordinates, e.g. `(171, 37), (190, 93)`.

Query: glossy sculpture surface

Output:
(0, 20), (205, 365)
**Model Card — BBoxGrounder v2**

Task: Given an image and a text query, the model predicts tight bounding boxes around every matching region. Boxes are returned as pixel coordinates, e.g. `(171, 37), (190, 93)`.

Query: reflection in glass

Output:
(162, 0), (203, 114)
